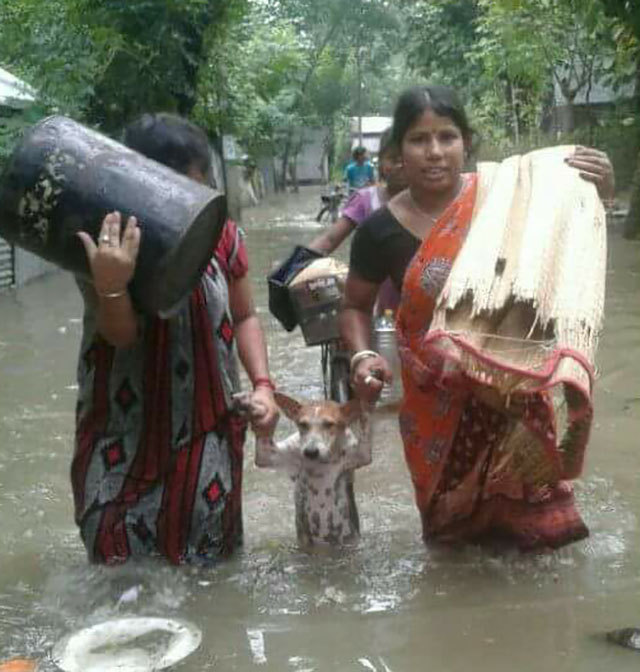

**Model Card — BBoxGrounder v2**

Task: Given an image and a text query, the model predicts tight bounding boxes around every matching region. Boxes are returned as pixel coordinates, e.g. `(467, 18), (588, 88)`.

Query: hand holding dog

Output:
(351, 355), (393, 403)
(247, 387), (279, 438)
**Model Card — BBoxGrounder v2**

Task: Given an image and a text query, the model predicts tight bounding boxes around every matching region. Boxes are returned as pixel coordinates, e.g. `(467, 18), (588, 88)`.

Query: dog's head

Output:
(274, 392), (364, 464)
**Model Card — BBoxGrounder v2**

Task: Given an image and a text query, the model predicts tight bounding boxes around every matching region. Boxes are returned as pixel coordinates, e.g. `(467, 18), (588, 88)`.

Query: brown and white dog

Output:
(235, 392), (371, 546)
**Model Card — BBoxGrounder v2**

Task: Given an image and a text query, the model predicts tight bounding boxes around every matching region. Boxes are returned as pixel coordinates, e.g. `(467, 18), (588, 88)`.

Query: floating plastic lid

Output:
(52, 617), (202, 672)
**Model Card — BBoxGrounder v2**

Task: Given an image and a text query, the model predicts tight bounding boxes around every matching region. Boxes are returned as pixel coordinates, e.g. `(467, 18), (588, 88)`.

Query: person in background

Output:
(344, 146), (375, 193)
(310, 129), (407, 316)
(341, 85), (615, 551)
(73, 113), (278, 565)
(309, 129), (405, 256)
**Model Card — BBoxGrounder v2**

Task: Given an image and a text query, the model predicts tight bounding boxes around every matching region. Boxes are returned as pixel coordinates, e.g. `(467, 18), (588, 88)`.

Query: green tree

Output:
(0, 0), (250, 131)
(599, 0), (640, 237)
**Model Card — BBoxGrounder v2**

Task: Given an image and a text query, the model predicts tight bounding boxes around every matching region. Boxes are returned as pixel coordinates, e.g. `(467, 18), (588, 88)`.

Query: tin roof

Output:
(350, 116), (392, 136)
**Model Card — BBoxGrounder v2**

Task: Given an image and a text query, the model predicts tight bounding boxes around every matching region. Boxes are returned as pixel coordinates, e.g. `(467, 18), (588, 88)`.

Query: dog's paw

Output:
(232, 392), (253, 417)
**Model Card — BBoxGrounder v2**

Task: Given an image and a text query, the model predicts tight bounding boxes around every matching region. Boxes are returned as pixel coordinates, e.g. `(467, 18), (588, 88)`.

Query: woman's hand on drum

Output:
(248, 387), (279, 438)
(77, 211), (141, 295)
(565, 146), (615, 202)
(351, 355), (393, 403)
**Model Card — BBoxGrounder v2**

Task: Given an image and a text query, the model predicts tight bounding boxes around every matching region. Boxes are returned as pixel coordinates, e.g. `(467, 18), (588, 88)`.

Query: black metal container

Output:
(0, 115), (227, 314)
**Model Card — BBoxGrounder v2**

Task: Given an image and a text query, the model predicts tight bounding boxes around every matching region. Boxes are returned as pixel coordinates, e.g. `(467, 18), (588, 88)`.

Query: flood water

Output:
(0, 187), (639, 671)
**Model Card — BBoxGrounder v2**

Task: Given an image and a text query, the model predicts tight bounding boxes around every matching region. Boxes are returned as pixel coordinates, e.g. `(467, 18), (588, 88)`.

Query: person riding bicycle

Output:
(309, 130), (405, 256)
(344, 146), (375, 193)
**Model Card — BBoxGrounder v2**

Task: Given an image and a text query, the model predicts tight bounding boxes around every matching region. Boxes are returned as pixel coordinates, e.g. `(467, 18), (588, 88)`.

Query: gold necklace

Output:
(407, 190), (438, 223)
(408, 177), (464, 223)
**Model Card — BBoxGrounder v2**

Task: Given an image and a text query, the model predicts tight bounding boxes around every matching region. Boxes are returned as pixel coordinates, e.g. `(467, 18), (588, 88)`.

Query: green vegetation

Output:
(0, 0), (638, 233)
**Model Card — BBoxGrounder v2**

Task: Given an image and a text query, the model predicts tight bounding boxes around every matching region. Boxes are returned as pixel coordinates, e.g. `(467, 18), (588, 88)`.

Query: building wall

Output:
(14, 249), (56, 286)
(295, 127), (328, 184)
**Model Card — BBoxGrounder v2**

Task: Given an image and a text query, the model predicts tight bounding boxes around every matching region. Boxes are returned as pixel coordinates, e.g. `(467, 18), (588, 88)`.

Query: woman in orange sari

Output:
(340, 85), (615, 550)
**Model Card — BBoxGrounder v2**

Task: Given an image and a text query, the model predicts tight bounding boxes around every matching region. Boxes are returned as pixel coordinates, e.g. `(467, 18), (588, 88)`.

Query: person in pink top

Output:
(309, 129), (406, 314)
(309, 129), (406, 255)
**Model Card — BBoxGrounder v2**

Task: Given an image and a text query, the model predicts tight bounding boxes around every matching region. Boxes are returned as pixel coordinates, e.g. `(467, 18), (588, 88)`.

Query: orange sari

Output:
(395, 174), (590, 550)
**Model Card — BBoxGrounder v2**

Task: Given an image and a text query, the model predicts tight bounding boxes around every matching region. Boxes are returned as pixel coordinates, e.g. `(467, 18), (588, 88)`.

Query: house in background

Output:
(550, 66), (636, 133)
(350, 116), (392, 156)
(293, 127), (329, 184)
(0, 66), (56, 290)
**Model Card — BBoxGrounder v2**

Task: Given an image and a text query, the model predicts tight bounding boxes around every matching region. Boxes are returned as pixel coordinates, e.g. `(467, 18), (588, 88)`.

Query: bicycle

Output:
(315, 184), (345, 225)
(267, 246), (352, 403)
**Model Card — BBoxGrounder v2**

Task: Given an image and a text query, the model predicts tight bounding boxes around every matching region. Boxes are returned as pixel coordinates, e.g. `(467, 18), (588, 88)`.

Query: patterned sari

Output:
(72, 220), (248, 565)
(396, 174), (591, 550)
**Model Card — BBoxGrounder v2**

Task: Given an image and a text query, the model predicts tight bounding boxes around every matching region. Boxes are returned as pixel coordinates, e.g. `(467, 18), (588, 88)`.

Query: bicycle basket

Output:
(288, 258), (348, 346)
(267, 245), (325, 331)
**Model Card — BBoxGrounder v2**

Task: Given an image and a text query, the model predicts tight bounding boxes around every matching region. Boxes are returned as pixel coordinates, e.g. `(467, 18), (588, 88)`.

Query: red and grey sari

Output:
(72, 220), (248, 565)
(396, 174), (593, 550)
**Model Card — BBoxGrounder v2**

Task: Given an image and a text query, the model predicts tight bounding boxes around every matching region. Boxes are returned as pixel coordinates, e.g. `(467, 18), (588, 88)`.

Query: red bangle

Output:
(253, 377), (276, 391)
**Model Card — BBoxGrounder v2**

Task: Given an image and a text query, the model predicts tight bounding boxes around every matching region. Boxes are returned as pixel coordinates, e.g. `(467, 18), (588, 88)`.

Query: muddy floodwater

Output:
(0, 187), (639, 671)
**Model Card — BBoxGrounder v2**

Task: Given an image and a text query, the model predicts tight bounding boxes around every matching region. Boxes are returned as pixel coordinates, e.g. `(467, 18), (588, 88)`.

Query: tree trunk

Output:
(624, 148), (640, 239)
(510, 80), (520, 145)
(280, 141), (291, 192)
(290, 154), (299, 193)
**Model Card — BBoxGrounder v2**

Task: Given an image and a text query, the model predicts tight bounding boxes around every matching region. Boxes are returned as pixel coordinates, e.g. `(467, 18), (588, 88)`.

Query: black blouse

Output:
(349, 206), (420, 292)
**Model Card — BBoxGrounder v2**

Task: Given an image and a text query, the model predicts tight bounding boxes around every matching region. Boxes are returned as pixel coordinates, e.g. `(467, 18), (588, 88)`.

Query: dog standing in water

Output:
(235, 392), (372, 546)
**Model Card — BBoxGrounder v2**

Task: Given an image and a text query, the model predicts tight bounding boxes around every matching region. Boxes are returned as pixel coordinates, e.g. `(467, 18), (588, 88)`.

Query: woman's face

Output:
(400, 108), (466, 196)
(379, 150), (407, 197)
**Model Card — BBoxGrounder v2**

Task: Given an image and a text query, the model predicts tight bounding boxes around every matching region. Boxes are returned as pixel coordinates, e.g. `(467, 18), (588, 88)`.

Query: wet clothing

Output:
(344, 160), (374, 191)
(343, 187), (402, 314)
(351, 174), (590, 550)
(72, 220), (249, 565)
(341, 185), (383, 226)
(350, 206), (420, 293)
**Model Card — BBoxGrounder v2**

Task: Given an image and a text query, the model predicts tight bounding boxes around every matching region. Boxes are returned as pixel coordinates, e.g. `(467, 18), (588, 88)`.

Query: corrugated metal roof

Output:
(350, 116), (392, 136)
(0, 67), (36, 108)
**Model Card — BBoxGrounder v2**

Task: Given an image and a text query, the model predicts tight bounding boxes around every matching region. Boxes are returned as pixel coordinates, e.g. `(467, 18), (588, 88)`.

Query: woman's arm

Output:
(229, 274), (279, 437)
(339, 271), (393, 402)
(308, 215), (356, 254)
(77, 212), (141, 348)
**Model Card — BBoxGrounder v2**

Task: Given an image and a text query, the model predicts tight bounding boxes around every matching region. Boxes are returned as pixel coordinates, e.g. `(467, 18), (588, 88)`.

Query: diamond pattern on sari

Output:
(115, 379), (137, 414)
(217, 314), (234, 350)
(132, 515), (153, 542)
(203, 474), (226, 509)
(102, 440), (126, 471)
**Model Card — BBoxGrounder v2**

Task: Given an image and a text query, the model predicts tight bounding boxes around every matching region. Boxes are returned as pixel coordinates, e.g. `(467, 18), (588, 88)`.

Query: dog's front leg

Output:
(255, 432), (301, 470)
(345, 414), (373, 470)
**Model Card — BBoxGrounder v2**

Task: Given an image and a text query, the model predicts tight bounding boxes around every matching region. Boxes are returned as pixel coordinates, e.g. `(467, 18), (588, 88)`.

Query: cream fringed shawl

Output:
(426, 146), (606, 484)
(429, 145), (606, 398)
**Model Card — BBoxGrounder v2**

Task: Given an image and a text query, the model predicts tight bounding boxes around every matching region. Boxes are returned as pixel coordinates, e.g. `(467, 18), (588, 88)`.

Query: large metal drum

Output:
(0, 115), (227, 314)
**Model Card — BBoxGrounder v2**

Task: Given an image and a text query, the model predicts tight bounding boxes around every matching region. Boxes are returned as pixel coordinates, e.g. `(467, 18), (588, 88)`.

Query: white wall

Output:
(295, 128), (328, 183)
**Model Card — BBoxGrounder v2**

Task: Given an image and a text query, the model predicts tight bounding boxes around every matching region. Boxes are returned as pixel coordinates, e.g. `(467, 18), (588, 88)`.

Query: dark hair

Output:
(352, 146), (367, 160)
(378, 127), (396, 160)
(124, 113), (212, 177)
(391, 85), (475, 152)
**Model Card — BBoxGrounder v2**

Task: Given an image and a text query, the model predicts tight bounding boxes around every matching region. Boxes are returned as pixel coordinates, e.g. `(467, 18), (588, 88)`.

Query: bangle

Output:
(98, 289), (127, 299)
(253, 377), (276, 391)
(350, 349), (379, 371)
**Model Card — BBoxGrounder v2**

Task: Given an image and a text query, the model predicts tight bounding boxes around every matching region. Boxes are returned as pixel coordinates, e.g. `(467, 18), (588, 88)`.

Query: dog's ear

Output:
(274, 391), (303, 421)
(339, 399), (364, 425)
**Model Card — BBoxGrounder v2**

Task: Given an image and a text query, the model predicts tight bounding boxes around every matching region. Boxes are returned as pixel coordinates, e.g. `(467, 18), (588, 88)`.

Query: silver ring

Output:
(100, 235), (110, 244)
